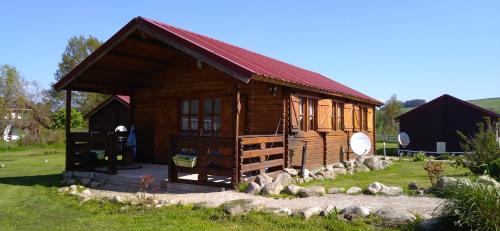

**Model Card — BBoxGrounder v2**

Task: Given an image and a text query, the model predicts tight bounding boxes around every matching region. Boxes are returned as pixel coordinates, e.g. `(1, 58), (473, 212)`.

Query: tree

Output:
(376, 95), (403, 138)
(0, 65), (27, 129)
(403, 99), (426, 108)
(458, 118), (500, 174)
(51, 108), (84, 129)
(48, 35), (107, 113)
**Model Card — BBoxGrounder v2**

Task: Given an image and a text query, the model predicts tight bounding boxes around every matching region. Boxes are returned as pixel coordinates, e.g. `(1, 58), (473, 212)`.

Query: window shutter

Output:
(289, 94), (300, 132)
(344, 103), (353, 130)
(353, 106), (360, 130)
(317, 99), (332, 131)
(367, 107), (374, 131)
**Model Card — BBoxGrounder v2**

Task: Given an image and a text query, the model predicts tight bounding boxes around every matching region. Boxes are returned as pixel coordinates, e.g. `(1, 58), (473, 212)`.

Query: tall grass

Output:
(440, 182), (499, 231)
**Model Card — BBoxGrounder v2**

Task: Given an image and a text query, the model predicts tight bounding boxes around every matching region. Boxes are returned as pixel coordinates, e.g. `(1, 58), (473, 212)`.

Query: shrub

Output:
(413, 151), (426, 162)
(51, 108), (84, 129)
(435, 153), (452, 160)
(440, 182), (499, 231)
(458, 119), (500, 174)
(488, 158), (500, 179)
(423, 160), (444, 188)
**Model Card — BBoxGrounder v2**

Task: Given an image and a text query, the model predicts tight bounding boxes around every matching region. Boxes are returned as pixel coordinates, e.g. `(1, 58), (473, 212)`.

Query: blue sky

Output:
(0, 1), (499, 102)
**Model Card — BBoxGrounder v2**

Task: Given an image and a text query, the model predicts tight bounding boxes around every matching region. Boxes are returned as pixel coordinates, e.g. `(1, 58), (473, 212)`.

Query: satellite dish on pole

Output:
(398, 132), (410, 148)
(350, 132), (372, 156)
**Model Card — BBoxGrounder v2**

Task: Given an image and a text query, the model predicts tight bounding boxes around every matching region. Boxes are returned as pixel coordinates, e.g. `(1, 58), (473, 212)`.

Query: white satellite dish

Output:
(398, 132), (410, 148)
(350, 132), (372, 156)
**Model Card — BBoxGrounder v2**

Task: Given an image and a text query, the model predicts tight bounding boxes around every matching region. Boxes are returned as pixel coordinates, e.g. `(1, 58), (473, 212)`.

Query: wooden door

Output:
(154, 98), (177, 164)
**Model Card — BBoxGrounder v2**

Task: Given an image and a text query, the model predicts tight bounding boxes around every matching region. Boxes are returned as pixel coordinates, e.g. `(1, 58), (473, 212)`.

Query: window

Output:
(332, 102), (344, 130)
(308, 98), (317, 130)
(203, 99), (221, 135)
(181, 99), (199, 132)
(299, 97), (306, 130)
(181, 98), (221, 136)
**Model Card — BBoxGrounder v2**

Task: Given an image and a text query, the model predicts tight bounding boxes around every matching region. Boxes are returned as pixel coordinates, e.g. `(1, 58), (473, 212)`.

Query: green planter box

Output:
(172, 154), (198, 168)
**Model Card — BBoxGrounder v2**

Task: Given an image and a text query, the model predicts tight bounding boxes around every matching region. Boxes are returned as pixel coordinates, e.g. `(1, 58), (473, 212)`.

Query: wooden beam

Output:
(108, 50), (170, 65)
(233, 81), (241, 188)
(65, 89), (72, 171)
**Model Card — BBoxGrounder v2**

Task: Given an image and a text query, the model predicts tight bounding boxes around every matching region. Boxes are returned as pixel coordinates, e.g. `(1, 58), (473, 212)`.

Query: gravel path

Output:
(90, 189), (444, 217)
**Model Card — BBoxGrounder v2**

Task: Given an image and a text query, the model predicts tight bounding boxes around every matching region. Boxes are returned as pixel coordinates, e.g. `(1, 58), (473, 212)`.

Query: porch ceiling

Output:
(63, 31), (179, 95)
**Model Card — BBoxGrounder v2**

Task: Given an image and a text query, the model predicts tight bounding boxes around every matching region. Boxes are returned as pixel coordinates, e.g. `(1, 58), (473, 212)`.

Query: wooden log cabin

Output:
(395, 94), (499, 153)
(54, 17), (382, 188)
(84, 95), (131, 134)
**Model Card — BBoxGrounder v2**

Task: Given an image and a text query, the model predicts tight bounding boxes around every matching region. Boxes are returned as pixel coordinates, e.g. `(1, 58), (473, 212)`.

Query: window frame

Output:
(332, 101), (344, 131)
(180, 99), (200, 134)
(180, 98), (222, 136)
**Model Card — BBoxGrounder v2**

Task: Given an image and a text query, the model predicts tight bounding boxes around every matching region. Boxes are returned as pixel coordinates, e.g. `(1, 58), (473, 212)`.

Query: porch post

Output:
(65, 89), (72, 171)
(232, 81), (241, 188)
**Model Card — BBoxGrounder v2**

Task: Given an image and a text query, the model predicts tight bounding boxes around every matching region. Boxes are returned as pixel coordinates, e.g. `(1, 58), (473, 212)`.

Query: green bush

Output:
(458, 119), (500, 174)
(413, 151), (426, 162)
(435, 153), (452, 160)
(440, 182), (499, 231)
(51, 108), (84, 129)
(488, 158), (500, 179)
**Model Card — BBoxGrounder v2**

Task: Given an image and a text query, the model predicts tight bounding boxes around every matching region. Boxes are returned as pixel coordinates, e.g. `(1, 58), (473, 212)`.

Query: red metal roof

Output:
(142, 17), (381, 105)
(116, 95), (130, 104)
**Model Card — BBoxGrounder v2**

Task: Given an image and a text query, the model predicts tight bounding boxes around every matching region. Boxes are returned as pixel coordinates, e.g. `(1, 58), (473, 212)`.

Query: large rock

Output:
(57, 186), (69, 193)
(379, 186), (403, 196)
(367, 182), (384, 194)
(298, 186), (326, 198)
(346, 187), (362, 195)
(244, 181), (262, 194)
(222, 199), (262, 216)
(255, 174), (272, 187)
(274, 172), (294, 187)
(318, 170), (336, 180)
(332, 167), (347, 175)
(381, 160), (392, 169)
(477, 175), (500, 188)
(283, 168), (298, 176)
(437, 176), (471, 190)
(322, 205), (337, 216)
(109, 194), (125, 203)
(375, 208), (416, 226)
(284, 184), (303, 195)
(340, 205), (370, 220)
(78, 189), (92, 202)
(363, 157), (383, 170)
(354, 160), (370, 172)
(261, 181), (284, 196)
(271, 207), (292, 216)
(327, 187), (346, 194)
(296, 207), (323, 219)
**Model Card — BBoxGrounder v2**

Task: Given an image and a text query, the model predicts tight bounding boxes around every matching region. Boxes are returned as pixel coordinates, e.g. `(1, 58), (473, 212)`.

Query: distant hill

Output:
(399, 97), (500, 115)
(468, 97), (500, 114)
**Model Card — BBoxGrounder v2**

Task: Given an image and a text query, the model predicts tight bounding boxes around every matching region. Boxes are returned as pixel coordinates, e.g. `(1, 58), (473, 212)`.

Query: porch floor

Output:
(84, 163), (230, 193)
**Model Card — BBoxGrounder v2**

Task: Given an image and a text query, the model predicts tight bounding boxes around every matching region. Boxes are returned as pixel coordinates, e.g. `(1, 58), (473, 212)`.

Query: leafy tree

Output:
(376, 95), (403, 138)
(0, 65), (27, 129)
(403, 99), (426, 108)
(51, 108), (84, 129)
(48, 35), (107, 113)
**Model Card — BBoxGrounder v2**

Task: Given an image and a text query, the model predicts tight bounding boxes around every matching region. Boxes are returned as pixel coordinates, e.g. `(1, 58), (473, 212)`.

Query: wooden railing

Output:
(67, 132), (117, 174)
(170, 136), (235, 187)
(238, 134), (285, 177)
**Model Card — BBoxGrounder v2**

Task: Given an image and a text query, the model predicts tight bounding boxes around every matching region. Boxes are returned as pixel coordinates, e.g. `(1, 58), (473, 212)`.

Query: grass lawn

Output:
(301, 159), (471, 192)
(0, 145), (411, 231)
(376, 142), (398, 156)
